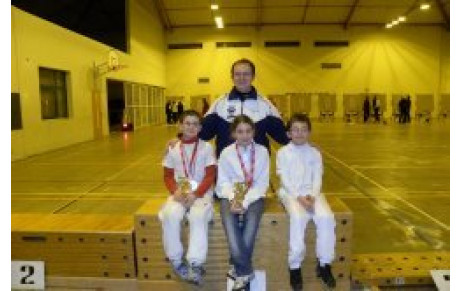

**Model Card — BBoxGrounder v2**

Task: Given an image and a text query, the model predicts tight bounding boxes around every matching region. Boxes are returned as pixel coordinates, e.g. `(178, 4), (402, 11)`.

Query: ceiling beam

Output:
(255, 0), (262, 29)
(170, 22), (445, 29)
(435, 0), (450, 31)
(343, 0), (359, 30)
(152, 0), (172, 31)
(301, 0), (312, 24)
(164, 4), (411, 11)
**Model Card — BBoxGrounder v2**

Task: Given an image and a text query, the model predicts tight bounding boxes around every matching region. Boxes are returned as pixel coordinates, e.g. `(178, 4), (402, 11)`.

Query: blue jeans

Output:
(220, 198), (265, 276)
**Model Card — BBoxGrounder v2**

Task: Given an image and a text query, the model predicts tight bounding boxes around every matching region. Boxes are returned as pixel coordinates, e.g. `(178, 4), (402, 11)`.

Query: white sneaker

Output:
(232, 274), (254, 291)
(227, 265), (236, 280)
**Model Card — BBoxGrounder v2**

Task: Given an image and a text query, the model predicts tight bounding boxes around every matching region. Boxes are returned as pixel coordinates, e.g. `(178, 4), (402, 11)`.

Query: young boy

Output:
(159, 110), (217, 285)
(276, 113), (336, 290)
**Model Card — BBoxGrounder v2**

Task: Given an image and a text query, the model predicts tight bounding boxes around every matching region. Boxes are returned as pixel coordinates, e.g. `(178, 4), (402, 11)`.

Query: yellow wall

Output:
(11, 0), (166, 160)
(165, 25), (450, 118)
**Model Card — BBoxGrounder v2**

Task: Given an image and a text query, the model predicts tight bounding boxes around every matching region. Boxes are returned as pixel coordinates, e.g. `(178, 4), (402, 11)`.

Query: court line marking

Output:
(321, 149), (450, 231)
(350, 166), (448, 169)
(51, 154), (154, 214)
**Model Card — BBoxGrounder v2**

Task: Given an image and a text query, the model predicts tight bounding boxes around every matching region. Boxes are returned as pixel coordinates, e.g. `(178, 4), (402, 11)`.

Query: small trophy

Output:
(233, 182), (248, 206)
(233, 182), (248, 225)
(177, 177), (192, 198)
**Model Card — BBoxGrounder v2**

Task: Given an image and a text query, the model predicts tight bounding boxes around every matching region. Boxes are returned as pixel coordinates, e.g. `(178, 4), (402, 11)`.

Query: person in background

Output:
(178, 101), (184, 119)
(405, 95), (412, 123)
(398, 97), (404, 123)
(202, 98), (210, 117)
(363, 96), (370, 123)
(372, 96), (381, 122)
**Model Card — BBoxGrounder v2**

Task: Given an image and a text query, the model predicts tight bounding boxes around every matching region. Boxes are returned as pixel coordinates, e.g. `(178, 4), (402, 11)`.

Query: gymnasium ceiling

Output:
(153, 0), (450, 30)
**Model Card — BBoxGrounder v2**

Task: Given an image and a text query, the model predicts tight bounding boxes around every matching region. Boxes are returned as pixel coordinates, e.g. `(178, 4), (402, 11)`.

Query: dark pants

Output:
(166, 112), (172, 124)
(402, 111), (410, 123)
(374, 108), (380, 122)
(363, 110), (370, 122)
(220, 198), (264, 277)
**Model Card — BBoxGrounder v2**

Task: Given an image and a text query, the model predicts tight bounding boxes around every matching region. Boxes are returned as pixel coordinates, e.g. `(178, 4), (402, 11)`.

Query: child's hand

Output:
(297, 195), (315, 211)
(173, 188), (186, 205)
(184, 193), (197, 208)
(230, 200), (244, 214)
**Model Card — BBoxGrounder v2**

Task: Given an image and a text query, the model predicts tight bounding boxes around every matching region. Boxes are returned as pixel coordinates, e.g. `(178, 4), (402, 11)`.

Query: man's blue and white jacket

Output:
(199, 86), (289, 156)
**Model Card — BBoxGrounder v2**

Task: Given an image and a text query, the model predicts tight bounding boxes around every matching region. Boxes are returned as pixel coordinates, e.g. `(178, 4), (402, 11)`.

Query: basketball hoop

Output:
(94, 50), (128, 76)
(110, 64), (128, 72)
(108, 51), (119, 71)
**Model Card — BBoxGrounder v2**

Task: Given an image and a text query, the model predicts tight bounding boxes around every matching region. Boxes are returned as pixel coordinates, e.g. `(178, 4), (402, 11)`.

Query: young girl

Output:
(215, 114), (270, 291)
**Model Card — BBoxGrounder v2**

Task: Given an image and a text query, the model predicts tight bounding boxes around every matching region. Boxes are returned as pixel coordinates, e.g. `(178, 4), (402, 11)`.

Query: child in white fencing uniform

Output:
(159, 110), (216, 285)
(276, 113), (336, 290)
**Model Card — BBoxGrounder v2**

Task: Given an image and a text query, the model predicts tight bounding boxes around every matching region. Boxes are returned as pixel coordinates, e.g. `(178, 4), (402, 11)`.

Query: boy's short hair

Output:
(231, 58), (256, 76)
(286, 113), (312, 131)
(178, 110), (202, 124)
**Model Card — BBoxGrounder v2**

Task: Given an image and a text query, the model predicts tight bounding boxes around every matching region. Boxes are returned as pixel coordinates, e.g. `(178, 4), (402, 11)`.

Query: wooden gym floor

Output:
(11, 121), (449, 256)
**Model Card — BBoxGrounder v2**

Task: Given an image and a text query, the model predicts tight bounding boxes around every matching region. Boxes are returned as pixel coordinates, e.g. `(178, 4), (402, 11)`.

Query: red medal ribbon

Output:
(235, 142), (255, 187)
(179, 140), (199, 179)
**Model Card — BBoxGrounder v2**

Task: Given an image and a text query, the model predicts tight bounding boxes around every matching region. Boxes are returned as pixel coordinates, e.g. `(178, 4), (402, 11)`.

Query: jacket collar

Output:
(228, 86), (258, 101)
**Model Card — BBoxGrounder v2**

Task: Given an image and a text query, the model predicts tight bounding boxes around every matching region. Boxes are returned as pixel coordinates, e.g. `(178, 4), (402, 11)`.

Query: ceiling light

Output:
(386, 23), (393, 28)
(398, 16), (406, 22)
(211, 4), (219, 10)
(391, 19), (399, 25)
(215, 16), (224, 28)
(420, 3), (430, 10)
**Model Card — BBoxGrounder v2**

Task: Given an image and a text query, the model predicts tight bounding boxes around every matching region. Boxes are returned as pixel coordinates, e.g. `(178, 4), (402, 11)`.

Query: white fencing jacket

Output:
(216, 142), (270, 209)
(276, 142), (323, 199)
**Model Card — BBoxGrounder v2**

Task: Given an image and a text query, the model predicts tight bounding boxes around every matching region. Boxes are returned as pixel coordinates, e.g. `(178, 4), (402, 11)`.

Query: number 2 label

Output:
(20, 265), (35, 284)
(11, 261), (44, 290)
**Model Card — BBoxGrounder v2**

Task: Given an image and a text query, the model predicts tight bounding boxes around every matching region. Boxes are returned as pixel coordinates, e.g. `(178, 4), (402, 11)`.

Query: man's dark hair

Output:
(286, 113), (312, 131)
(231, 58), (256, 76)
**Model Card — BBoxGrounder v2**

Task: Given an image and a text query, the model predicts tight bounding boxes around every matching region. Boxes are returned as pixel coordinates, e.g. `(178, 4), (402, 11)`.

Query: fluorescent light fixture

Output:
(215, 16), (224, 28)
(420, 3), (430, 10)
(386, 23), (393, 28)
(398, 16), (406, 22)
(211, 4), (219, 10)
(391, 19), (399, 25)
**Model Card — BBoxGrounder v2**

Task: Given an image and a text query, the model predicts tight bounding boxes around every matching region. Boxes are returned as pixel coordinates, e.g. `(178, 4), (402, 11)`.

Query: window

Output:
(12, 93), (22, 130)
(39, 67), (69, 119)
(13, 0), (128, 52)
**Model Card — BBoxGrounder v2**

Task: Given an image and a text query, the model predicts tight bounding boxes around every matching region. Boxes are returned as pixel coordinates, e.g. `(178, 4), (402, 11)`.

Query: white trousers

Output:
(159, 195), (213, 266)
(280, 194), (336, 269)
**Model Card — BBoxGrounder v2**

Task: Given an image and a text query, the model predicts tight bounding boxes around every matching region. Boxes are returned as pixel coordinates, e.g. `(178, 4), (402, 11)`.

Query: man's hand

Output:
(230, 200), (244, 214)
(297, 195), (315, 211)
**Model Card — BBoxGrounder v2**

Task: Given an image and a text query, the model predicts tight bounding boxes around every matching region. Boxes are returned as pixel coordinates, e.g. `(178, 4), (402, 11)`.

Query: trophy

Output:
(177, 177), (192, 198)
(233, 182), (248, 225)
(234, 182), (248, 204)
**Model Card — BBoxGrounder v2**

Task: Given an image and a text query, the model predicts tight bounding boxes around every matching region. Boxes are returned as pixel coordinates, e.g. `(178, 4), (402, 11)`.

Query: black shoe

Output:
(316, 262), (336, 289)
(289, 268), (303, 291)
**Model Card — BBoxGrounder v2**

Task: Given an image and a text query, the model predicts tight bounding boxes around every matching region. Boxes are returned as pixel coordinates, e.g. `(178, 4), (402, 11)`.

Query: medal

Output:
(235, 142), (255, 187)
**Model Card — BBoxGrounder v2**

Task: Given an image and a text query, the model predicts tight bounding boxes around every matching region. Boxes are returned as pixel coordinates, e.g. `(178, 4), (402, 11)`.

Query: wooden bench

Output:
(12, 213), (136, 279)
(135, 196), (353, 291)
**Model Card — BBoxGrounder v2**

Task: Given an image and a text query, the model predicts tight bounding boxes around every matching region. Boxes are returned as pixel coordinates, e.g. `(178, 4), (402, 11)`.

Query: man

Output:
(200, 58), (289, 156)
(363, 96), (370, 123)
